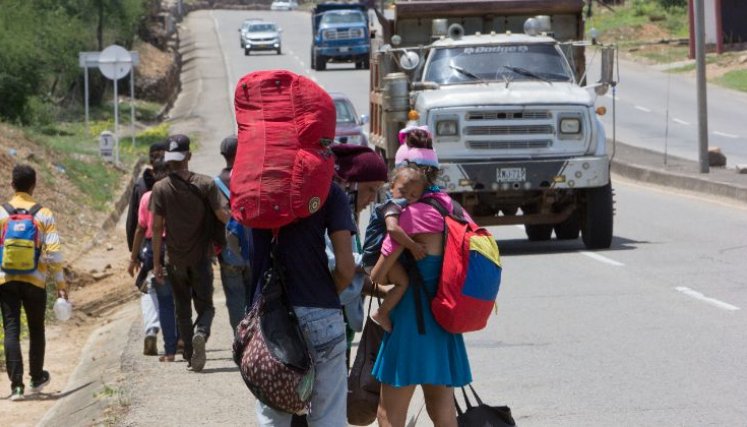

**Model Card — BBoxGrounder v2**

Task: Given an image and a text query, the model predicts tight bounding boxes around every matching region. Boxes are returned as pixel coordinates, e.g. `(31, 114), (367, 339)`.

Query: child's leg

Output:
(372, 261), (409, 332)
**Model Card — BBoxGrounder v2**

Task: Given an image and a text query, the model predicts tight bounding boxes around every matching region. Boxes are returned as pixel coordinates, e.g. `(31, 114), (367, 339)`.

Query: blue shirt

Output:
(251, 183), (357, 308)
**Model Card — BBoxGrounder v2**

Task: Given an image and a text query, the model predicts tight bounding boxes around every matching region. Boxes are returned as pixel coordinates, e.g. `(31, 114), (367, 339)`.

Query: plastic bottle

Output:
(53, 298), (72, 321)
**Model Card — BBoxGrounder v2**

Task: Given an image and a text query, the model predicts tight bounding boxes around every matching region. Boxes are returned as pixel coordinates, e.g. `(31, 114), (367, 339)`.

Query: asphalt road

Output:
(121, 10), (747, 426)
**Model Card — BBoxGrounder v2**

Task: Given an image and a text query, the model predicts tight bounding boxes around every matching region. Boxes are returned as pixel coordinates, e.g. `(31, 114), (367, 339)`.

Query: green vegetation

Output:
(0, 0), (147, 124)
(587, 0), (689, 43)
(716, 70), (747, 92)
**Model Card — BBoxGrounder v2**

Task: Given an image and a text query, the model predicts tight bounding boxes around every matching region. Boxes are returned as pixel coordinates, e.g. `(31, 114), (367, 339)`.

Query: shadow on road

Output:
(497, 235), (643, 256)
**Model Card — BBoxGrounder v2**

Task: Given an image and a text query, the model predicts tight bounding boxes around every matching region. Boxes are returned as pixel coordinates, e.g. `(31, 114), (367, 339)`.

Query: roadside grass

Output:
(716, 70), (747, 92)
(588, 1), (689, 43)
(25, 102), (169, 210)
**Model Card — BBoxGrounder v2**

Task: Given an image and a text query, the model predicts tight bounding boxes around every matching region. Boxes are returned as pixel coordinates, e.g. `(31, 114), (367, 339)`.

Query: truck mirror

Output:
(600, 46), (615, 86)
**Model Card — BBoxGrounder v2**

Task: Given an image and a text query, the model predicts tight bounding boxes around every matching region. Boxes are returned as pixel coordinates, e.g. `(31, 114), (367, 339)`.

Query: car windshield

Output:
(334, 100), (356, 123)
(423, 44), (574, 85)
(249, 23), (276, 32)
(321, 12), (364, 25)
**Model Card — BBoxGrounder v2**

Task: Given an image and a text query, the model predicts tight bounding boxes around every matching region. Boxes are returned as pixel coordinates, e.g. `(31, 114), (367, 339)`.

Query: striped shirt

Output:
(0, 192), (67, 290)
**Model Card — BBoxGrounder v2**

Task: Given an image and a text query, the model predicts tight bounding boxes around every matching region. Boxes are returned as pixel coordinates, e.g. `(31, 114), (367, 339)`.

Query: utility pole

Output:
(694, 0), (709, 173)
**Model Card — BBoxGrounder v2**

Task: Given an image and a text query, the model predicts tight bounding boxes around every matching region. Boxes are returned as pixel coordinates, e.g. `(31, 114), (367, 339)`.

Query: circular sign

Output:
(98, 44), (132, 80)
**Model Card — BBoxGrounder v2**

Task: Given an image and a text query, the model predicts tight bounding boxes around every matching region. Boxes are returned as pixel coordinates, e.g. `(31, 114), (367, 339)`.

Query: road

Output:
(587, 55), (747, 167)
(121, 10), (747, 426)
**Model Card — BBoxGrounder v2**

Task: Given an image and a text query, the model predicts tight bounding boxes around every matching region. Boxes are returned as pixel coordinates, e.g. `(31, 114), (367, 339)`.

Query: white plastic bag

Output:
(53, 298), (72, 321)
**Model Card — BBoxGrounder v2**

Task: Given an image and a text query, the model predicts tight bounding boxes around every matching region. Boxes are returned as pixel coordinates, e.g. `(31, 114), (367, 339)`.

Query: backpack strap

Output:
(28, 204), (42, 216)
(2, 203), (42, 216)
(214, 176), (231, 200)
(3, 203), (16, 215)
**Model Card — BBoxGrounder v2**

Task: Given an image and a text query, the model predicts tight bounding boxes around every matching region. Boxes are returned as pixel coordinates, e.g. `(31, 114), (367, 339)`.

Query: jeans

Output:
(0, 281), (47, 390)
(218, 261), (251, 333)
(141, 285), (161, 335)
(166, 257), (215, 360)
(153, 278), (179, 355)
(256, 307), (347, 427)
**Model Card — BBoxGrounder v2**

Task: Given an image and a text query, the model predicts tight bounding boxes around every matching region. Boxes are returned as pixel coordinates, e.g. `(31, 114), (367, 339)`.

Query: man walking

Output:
(214, 135), (252, 333)
(151, 135), (229, 372)
(0, 164), (69, 401)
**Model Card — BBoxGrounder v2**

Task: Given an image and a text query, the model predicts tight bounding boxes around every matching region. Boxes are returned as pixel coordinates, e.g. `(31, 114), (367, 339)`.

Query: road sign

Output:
(99, 131), (115, 161)
(98, 45), (132, 81)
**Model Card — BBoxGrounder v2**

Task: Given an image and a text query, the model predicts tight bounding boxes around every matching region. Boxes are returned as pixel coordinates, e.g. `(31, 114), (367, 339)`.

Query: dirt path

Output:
(0, 223), (138, 425)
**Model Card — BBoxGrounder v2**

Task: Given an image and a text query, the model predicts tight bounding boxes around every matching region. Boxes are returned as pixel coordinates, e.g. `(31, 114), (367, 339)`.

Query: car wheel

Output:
(244, 48), (250, 56)
(277, 47), (282, 55)
(363, 58), (370, 70)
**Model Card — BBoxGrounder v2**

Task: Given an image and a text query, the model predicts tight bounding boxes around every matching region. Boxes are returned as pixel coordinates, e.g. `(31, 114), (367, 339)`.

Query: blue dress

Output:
(372, 255), (472, 387)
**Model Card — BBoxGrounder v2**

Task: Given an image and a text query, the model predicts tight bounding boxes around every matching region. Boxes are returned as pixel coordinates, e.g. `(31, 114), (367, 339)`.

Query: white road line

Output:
(211, 11), (236, 124)
(634, 105), (652, 113)
(673, 118), (690, 125)
(580, 251), (625, 267)
(713, 131), (739, 139)
(305, 69), (312, 74)
(675, 287), (740, 311)
(299, 61), (306, 67)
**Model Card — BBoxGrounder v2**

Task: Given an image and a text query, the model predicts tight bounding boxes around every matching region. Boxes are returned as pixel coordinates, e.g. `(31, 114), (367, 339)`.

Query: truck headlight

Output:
(323, 30), (335, 40)
(436, 119), (458, 136)
(559, 118), (581, 134)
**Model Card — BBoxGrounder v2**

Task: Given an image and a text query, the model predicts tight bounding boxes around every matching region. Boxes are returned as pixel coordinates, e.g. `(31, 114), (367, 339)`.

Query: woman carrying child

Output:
(370, 126), (472, 427)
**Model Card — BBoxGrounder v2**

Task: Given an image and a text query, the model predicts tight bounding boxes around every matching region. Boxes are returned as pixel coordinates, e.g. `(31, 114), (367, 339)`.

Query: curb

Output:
(611, 157), (747, 204)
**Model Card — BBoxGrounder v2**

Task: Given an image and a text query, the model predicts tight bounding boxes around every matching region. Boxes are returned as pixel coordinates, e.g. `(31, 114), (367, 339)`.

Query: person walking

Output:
(251, 179), (357, 427)
(125, 141), (167, 355)
(127, 160), (179, 362)
(0, 164), (69, 401)
(214, 135), (251, 333)
(151, 134), (230, 372)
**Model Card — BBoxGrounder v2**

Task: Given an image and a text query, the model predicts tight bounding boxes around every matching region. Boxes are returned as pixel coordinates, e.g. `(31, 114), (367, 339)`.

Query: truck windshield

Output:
(321, 12), (365, 25)
(424, 44), (573, 85)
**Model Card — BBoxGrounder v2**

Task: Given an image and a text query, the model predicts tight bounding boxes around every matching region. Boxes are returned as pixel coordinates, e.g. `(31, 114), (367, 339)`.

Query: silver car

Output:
(238, 19), (262, 49)
(242, 22), (282, 56)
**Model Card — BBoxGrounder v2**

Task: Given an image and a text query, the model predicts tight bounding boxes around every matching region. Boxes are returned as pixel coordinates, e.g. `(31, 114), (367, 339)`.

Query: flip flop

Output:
(159, 354), (176, 362)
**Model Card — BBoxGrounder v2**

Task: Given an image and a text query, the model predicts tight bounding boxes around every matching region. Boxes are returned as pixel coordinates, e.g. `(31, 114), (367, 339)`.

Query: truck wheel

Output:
(363, 58), (370, 69)
(355, 61), (362, 70)
(581, 183), (614, 249)
(554, 211), (580, 240)
(314, 53), (326, 71)
(525, 224), (553, 241)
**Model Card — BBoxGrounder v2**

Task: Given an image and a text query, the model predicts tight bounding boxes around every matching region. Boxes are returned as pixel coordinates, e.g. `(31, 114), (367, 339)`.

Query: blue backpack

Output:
(214, 177), (253, 266)
(0, 203), (43, 274)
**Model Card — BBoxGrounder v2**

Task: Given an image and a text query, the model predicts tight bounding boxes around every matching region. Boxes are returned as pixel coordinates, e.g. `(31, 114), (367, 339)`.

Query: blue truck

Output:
(311, 3), (370, 71)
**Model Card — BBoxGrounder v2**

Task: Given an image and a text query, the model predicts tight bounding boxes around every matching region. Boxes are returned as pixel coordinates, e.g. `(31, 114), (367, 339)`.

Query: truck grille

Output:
(468, 140), (553, 150)
(466, 111), (551, 121)
(465, 125), (553, 136)
(325, 28), (364, 40)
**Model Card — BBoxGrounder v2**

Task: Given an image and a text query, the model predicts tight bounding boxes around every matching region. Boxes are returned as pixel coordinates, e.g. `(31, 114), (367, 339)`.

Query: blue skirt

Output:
(372, 255), (472, 387)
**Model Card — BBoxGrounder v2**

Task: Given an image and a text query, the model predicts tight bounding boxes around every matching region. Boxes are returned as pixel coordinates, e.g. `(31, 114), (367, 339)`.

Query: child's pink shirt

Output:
(380, 192), (471, 256)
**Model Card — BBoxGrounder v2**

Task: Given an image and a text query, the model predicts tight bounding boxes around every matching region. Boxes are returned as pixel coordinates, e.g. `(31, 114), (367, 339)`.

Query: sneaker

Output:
(10, 386), (24, 401)
(190, 333), (206, 372)
(29, 371), (51, 394)
(144, 335), (158, 356)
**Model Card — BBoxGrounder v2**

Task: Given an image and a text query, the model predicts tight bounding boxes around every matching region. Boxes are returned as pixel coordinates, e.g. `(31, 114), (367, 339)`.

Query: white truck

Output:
(369, 0), (615, 249)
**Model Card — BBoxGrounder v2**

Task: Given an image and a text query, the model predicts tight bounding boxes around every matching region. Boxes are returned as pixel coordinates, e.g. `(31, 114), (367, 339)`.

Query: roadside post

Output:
(99, 131), (115, 162)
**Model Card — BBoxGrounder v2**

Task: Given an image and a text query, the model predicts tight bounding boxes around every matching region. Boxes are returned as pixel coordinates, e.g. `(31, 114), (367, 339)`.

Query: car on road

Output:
(238, 18), (262, 49)
(270, 1), (298, 11)
(332, 92), (368, 146)
(241, 21), (282, 55)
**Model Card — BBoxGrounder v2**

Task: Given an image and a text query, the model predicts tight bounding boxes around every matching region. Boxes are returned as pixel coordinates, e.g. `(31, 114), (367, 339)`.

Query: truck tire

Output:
(314, 53), (326, 71)
(525, 224), (553, 241)
(363, 57), (370, 69)
(581, 183), (614, 249)
(554, 210), (580, 240)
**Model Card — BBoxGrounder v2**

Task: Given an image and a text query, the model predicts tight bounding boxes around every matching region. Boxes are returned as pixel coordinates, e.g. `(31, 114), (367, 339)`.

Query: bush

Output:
(657, 0), (686, 9)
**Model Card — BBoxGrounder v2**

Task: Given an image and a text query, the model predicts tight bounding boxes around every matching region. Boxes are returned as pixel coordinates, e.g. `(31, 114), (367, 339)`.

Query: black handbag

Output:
(233, 242), (315, 414)
(455, 384), (516, 427)
(347, 294), (385, 426)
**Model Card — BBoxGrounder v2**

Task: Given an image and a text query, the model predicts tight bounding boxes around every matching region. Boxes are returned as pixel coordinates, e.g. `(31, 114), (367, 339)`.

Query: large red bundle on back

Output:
(232, 70), (336, 229)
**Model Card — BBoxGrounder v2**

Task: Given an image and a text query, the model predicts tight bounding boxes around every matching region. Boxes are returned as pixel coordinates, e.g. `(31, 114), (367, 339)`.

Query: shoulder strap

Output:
(421, 197), (449, 217)
(213, 176), (230, 200)
(3, 203), (16, 215)
(422, 197), (467, 223)
(28, 204), (42, 216)
(170, 172), (204, 201)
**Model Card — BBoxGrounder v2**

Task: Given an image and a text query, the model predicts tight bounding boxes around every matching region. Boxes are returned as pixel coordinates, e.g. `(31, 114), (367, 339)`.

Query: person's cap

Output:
(331, 144), (388, 183)
(220, 135), (238, 159)
(163, 134), (190, 162)
(149, 141), (168, 153)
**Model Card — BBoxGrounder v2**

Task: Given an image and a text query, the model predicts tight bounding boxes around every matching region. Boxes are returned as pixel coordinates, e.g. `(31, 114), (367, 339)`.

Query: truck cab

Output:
(369, 0), (615, 249)
(311, 3), (370, 71)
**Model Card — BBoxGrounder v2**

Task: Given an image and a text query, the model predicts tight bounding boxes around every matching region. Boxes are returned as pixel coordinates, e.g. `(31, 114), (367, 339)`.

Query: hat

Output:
(163, 134), (190, 162)
(220, 135), (238, 159)
(394, 126), (438, 168)
(149, 141), (168, 153)
(331, 144), (388, 183)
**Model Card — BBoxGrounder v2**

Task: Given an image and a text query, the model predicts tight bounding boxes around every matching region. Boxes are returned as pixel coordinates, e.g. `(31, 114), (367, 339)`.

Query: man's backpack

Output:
(232, 70), (336, 229)
(214, 177), (252, 266)
(422, 198), (502, 334)
(0, 203), (43, 274)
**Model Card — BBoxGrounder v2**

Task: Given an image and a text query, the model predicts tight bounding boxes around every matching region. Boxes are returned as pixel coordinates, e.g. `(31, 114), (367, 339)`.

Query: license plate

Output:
(339, 47), (349, 52)
(496, 167), (526, 183)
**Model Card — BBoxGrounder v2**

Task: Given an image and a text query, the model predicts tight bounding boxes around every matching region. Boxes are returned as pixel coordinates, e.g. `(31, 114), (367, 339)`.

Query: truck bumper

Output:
(317, 44), (369, 59)
(438, 156), (610, 193)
